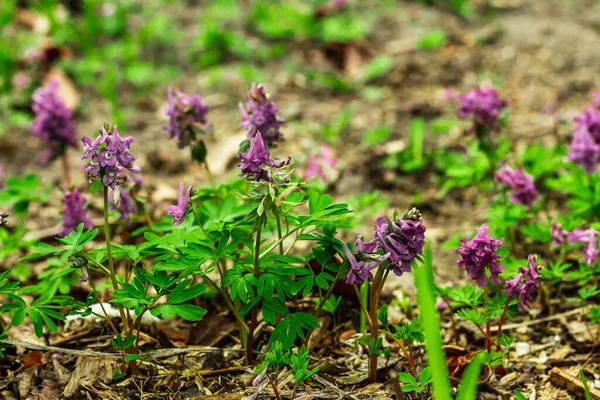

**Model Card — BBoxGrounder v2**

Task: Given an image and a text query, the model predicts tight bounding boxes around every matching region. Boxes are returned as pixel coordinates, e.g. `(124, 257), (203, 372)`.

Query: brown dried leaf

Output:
(22, 351), (44, 369)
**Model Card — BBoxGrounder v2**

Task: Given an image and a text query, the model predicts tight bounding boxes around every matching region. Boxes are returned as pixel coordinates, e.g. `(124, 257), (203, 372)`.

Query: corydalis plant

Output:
(239, 83), (285, 147)
(238, 132), (290, 182)
(165, 87), (210, 149)
(457, 86), (507, 134)
(60, 187), (93, 236)
(551, 222), (599, 266)
(457, 223), (504, 288)
(167, 181), (192, 226)
(82, 123), (139, 190)
(344, 208), (426, 382)
(566, 94), (600, 173)
(31, 80), (77, 164)
(303, 145), (336, 183)
(495, 164), (539, 207)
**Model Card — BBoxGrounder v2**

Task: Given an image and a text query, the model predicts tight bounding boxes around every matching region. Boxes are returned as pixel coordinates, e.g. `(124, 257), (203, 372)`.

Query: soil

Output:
(1, 0), (600, 398)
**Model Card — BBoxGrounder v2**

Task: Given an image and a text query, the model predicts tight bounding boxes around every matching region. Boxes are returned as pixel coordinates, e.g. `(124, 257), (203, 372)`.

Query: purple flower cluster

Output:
(238, 132), (290, 182)
(567, 98), (600, 173)
(303, 145), (336, 183)
(373, 208), (426, 276)
(457, 223), (504, 287)
(82, 123), (139, 188)
(60, 187), (93, 236)
(168, 181), (192, 226)
(165, 87), (210, 148)
(505, 255), (542, 312)
(495, 165), (539, 207)
(31, 80), (77, 164)
(457, 86), (507, 133)
(343, 235), (390, 285)
(551, 222), (599, 266)
(239, 83), (285, 147)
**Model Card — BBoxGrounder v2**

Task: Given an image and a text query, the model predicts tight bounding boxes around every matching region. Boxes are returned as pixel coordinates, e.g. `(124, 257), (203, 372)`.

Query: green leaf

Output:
(89, 179), (103, 194)
(417, 29), (448, 51)
(357, 55), (394, 83)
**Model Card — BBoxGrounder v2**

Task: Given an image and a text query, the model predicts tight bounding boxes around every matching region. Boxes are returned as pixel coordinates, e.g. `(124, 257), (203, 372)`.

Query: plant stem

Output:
(272, 378), (281, 400)
(368, 267), (386, 383)
(191, 207), (227, 279)
(204, 161), (217, 191)
(60, 153), (71, 187)
(259, 226), (302, 259)
(103, 187), (130, 332)
(201, 274), (249, 333)
(275, 213), (284, 255)
(484, 286), (491, 353)
(247, 227), (262, 365)
(360, 280), (368, 333)
(353, 284), (373, 327)
(495, 300), (510, 341)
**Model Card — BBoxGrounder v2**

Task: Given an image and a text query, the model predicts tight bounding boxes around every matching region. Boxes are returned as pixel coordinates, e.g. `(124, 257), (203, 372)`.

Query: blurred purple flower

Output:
(373, 208), (426, 276)
(495, 164), (539, 207)
(505, 254), (542, 312)
(168, 181), (192, 226)
(303, 145), (336, 183)
(566, 125), (600, 173)
(61, 187), (93, 236)
(31, 80), (77, 164)
(551, 222), (599, 266)
(457, 86), (507, 132)
(239, 83), (285, 147)
(332, 0), (347, 10)
(238, 132), (290, 182)
(594, 91), (600, 109)
(343, 235), (390, 285)
(165, 87), (210, 148)
(81, 123), (139, 188)
(457, 223), (504, 287)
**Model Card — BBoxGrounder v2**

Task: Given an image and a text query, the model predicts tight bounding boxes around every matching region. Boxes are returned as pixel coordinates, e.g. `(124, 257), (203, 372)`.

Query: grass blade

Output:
(413, 242), (451, 400)
(456, 352), (486, 400)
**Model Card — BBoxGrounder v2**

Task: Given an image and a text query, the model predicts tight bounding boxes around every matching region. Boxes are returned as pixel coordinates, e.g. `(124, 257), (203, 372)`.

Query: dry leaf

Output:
(22, 351), (43, 369)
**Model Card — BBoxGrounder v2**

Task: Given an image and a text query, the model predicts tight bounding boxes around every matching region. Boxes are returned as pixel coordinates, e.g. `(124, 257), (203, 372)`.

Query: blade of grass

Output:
(580, 367), (592, 400)
(456, 352), (486, 400)
(413, 242), (451, 400)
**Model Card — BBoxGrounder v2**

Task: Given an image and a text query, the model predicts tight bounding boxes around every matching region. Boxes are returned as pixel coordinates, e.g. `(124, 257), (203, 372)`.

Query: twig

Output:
(549, 367), (600, 399)
(490, 307), (584, 332)
(2, 339), (244, 359)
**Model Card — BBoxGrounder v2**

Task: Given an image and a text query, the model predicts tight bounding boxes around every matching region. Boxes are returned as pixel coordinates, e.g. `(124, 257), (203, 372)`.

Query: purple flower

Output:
(373, 208), (426, 276)
(31, 80), (77, 164)
(566, 125), (600, 173)
(239, 83), (285, 147)
(332, 0), (347, 9)
(60, 187), (93, 236)
(551, 221), (567, 247)
(238, 132), (290, 182)
(81, 123), (139, 188)
(165, 87), (210, 148)
(457, 223), (504, 287)
(495, 165), (539, 207)
(343, 235), (390, 285)
(505, 255), (542, 312)
(167, 181), (192, 226)
(303, 145), (336, 183)
(457, 86), (507, 133)
(552, 222), (600, 266)
(594, 91), (600, 109)
(574, 106), (600, 142)
(110, 187), (138, 225)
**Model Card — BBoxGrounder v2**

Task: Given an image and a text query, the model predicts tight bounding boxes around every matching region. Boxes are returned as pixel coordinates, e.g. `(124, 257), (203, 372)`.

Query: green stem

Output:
(191, 207), (227, 279)
(259, 226), (302, 259)
(353, 284), (373, 327)
(368, 266), (387, 383)
(360, 280), (369, 333)
(484, 286), (491, 352)
(103, 187), (130, 332)
(275, 214), (284, 255)
(204, 161), (217, 192)
(246, 227), (262, 364)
